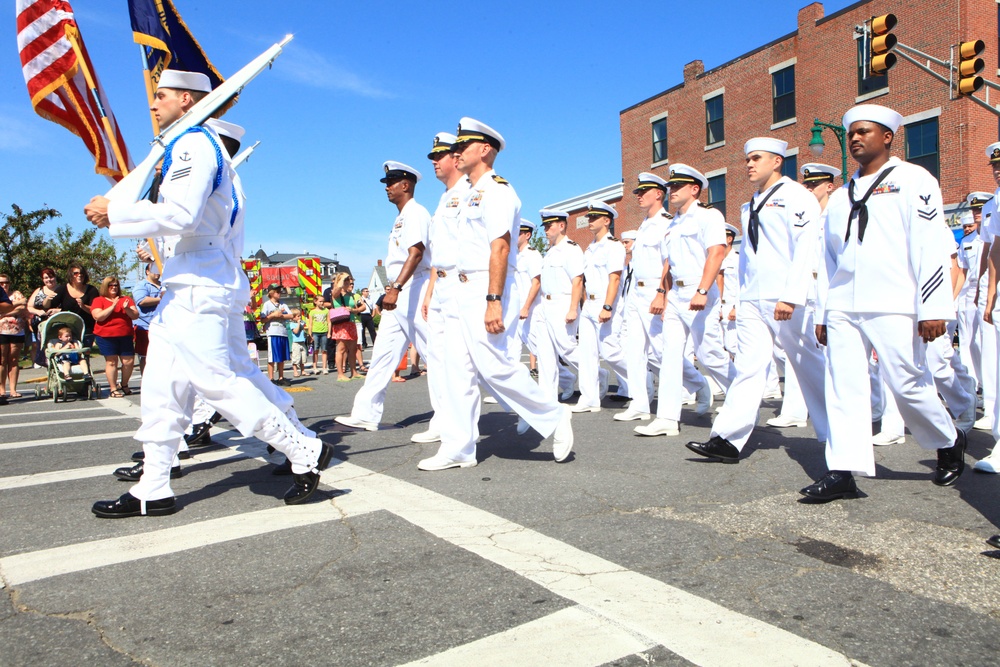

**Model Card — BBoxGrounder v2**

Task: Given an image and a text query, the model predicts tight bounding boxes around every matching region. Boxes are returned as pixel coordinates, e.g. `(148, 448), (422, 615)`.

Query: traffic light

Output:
(957, 40), (985, 96)
(869, 13), (898, 75)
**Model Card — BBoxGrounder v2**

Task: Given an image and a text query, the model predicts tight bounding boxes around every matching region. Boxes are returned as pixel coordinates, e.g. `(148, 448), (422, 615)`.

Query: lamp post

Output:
(808, 119), (848, 182)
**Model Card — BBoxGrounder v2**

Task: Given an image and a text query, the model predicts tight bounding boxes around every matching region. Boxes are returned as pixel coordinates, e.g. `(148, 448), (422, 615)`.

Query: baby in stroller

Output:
(48, 323), (91, 380)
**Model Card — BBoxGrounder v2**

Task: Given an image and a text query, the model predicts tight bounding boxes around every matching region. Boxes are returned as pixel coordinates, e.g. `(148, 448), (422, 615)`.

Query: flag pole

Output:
(138, 45), (161, 135)
(66, 29), (162, 272)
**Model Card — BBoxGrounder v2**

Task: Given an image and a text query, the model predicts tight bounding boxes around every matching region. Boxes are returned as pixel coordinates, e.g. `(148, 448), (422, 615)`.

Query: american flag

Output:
(16, 0), (132, 180)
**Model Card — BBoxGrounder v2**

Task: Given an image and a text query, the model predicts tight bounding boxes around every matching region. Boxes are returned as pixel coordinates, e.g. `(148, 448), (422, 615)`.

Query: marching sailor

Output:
(514, 219), (544, 364)
(802, 104), (963, 500)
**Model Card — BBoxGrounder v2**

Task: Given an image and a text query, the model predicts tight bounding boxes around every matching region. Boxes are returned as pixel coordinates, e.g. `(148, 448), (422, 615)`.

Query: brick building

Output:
(617, 0), (999, 234)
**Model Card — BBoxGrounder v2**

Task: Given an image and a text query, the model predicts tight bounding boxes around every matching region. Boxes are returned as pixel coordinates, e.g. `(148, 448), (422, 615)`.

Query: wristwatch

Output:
(602, 304), (613, 312)
(485, 293), (503, 302)
(696, 288), (708, 295)
(655, 288), (666, 294)
(389, 282), (404, 291)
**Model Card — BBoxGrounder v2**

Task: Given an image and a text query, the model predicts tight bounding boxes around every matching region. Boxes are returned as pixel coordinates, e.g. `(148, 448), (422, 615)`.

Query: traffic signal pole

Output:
(894, 42), (1000, 118)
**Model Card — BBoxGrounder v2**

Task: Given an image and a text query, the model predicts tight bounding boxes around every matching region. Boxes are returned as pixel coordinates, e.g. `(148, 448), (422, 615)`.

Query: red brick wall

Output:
(619, 0), (999, 231)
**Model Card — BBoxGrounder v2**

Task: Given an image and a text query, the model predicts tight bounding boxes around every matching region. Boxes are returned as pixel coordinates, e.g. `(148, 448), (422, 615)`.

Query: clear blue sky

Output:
(2, 0), (858, 283)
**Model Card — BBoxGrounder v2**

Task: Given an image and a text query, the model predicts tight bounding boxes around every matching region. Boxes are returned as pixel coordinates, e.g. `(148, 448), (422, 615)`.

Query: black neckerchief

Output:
(846, 165), (896, 244)
(747, 181), (784, 252)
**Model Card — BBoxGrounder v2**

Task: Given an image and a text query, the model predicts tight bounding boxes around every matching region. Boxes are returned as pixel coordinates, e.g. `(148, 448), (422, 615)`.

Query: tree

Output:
(529, 230), (548, 255)
(0, 204), (60, 291)
(47, 224), (139, 283)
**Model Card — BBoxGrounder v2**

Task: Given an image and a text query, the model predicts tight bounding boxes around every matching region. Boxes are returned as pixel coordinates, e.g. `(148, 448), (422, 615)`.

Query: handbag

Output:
(329, 296), (351, 324)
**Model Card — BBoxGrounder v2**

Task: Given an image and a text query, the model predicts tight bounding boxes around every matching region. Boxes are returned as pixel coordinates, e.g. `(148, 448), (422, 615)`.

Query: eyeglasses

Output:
(71, 271), (82, 276)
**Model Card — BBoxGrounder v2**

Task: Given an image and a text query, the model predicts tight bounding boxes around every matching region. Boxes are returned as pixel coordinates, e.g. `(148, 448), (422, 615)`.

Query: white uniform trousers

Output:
(132, 286), (306, 501)
(607, 296), (631, 397)
(537, 295), (581, 402)
(824, 311), (957, 477)
(778, 352), (808, 421)
(982, 313), (998, 435)
(711, 299), (827, 449)
(434, 272), (562, 461)
(656, 288), (733, 421)
(623, 283), (663, 413)
(925, 321), (975, 418)
(957, 304), (982, 390)
(577, 302), (625, 408)
(349, 272), (438, 430)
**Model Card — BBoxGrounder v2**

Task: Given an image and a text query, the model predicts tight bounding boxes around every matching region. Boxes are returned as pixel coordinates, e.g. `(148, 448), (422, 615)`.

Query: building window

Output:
(905, 117), (939, 180)
(772, 65), (795, 124)
(707, 174), (726, 219)
(858, 37), (888, 96)
(781, 154), (798, 180)
(652, 117), (667, 164)
(706, 95), (724, 145)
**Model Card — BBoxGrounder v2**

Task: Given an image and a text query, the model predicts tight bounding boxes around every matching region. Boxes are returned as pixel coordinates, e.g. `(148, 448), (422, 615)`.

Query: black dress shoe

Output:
(934, 432), (967, 487)
(685, 435), (740, 463)
(185, 422), (213, 446)
(272, 457), (292, 476)
(132, 449), (190, 462)
(607, 395), (631, 403)
(114, 461), (182, 481)
(800, 470), (858, 501)
(209, 411), (223, 424)
(92, 492), (177, 518)
(283, 444), (335, 505)
(266, 445), (276, 455)
(987, 535), (1000, 549)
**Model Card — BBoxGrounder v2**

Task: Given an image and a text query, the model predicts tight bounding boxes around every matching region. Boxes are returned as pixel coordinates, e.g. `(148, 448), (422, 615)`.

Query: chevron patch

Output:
(921, 266), (944, 303)
(917, 208), (938, 221)
(171, 167), (192, 181)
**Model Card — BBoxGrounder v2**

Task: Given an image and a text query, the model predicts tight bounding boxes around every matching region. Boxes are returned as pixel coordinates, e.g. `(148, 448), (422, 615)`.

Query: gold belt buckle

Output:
(637, 280), (646, 287)
(458, 273), (468, 283)
(676, 279), (686, 287)
(587, 294), (596, 300)
(545, 294), (552, 300)
(436, 270), (447, 278)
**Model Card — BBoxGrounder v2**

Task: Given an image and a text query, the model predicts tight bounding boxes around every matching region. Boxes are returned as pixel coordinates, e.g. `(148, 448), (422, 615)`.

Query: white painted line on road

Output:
(0, 500), (378, 587)
(0, 406), (114, 418)
(398, 605), (656, 667)
(0, 432), (137, 451)
(326, 462), (867, 667)
(0, 415), (132, 430)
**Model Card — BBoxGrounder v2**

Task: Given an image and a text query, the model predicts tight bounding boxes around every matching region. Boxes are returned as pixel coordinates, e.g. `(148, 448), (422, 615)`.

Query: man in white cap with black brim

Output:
(802, 104), (964, 500)
(418, 118), (573, 470)
(85, 71), (332, 516)
(688, 138), (827, 464)
(956, 193), (991, 427)
(977, 141), (1000, 472)
(336, 161), (435, 433)
(637, 165), (730, 436)
(574, 200), (626, 412)
(615, 172), (673, 422)
(513, 218), (544, 365)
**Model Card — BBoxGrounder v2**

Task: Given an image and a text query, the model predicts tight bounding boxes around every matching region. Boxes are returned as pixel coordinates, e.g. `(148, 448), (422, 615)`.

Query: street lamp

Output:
(808, 119), (848, 182)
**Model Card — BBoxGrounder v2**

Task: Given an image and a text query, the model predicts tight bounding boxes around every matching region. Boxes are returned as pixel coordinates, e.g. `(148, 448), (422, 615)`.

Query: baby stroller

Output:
(34, 312), (100, 402)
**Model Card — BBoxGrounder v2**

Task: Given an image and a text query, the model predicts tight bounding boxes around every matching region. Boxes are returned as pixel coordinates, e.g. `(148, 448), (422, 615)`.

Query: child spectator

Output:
(305, 294), (329, 375)
(260, 288), (292, 385)
(288, 308), (307, 377)
(48, 323), (91, 380)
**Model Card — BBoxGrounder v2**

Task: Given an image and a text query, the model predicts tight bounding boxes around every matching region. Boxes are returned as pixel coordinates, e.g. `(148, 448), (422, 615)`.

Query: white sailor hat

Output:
(724, 224), (739, 236)
(519, 219), (536, 234)
(967, 191), (994, 208)
(380, 161), (421, 183)
(633, 171), (668, 194)
(842, 104), (902, 133)
(454, 117), (505, 151)
(428, 132), (457, 159)
(158, 69), (211, 93)
(620, 230), (638, 241)
(666, 163), (708, 190)
(986, 142), (1000, 164)
(205, 118), (245, 142)
(585, 200), (618, 220)
(744, 137), (787, 157)
(800, 162), (840, 182)
(539, 209), (569, 226)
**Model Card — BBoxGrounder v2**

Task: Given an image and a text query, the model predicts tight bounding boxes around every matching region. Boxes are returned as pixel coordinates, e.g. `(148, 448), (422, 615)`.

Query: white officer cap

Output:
(744, 137), (788, 157)
(380, 161), (421, 183)
(585, 200), (618, 220)
(724, 223), (739, 236)
(205, 118), (245, 142)
(158, 70), (212, 93)
(519, 219), (535, 234)
(428, 132), (457, 159)
(620, 230), (638, 241)
(842, 104), (902, 133)
(800, 162), (841, 182)
(539, 209), (569, 226)
(968, 191), (994, 208)
(960, 210), (975, 226)
(633, 171), (668, 194)
(454, 117), (505, 152)
(666, 163), (708, 190)
(986, 142), (1000, 164)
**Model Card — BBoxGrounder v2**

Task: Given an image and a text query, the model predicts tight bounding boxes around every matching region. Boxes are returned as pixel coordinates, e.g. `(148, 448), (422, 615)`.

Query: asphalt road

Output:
(1, 358), (998, 666)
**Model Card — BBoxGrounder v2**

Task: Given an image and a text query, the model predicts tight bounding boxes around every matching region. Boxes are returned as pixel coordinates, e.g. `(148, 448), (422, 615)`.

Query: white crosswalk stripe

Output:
(0, 431), (137, 451)
(0, 415), (132, 430)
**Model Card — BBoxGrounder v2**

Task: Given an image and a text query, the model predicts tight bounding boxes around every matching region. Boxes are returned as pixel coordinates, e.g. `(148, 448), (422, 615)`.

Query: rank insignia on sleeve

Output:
(919, 194), (932, 204)
(793, 211), (808, 227)
(178, 151), (191, 162)
(170, 166), (192, 181)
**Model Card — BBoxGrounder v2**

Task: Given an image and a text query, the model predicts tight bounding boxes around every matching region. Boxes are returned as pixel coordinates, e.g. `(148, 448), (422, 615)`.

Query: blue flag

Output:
(128, 0), (224, 89)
